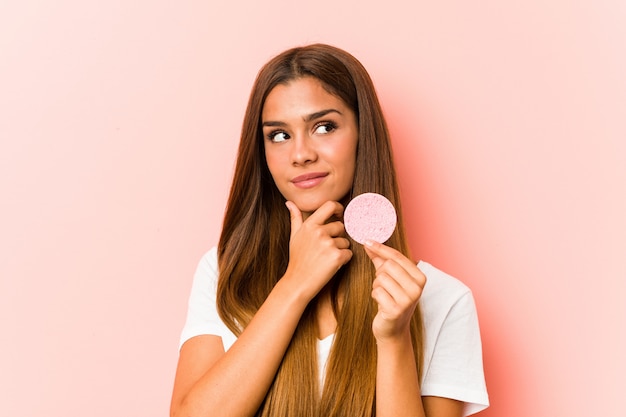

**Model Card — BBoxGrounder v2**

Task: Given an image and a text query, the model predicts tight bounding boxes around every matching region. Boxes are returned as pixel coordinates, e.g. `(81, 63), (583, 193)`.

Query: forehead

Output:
(262, 77), (349, 120)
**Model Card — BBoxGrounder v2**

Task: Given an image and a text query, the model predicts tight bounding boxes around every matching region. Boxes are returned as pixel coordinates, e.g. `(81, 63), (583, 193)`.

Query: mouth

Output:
(291, 172), (328, 189)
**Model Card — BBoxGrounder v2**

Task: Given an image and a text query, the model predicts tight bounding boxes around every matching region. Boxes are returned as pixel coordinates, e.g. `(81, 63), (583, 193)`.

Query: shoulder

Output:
(191, 248), (219, 290)
(419, 260), (473, 315)
(418, 260), (480, 346)
(418, 262), (489, 414)
(197, 247), (219, 275)
(179, 247), (223, 349)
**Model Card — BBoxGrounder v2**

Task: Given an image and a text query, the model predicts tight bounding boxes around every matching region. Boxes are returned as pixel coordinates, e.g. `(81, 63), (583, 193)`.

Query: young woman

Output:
(171, 44), (489, 417)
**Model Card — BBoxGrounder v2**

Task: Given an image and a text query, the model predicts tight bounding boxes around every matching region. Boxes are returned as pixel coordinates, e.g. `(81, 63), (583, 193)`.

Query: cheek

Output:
(345, 160), (356, 186)
(343, 141), (358, 173)
(346, 145), (358, 185)
(263, 149), (281, 177)
(334, 144), (357, 185)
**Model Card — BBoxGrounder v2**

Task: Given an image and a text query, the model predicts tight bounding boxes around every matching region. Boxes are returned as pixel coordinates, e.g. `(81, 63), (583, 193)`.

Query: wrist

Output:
(274, 272), (315, 308)
(375, 328), (413, 351)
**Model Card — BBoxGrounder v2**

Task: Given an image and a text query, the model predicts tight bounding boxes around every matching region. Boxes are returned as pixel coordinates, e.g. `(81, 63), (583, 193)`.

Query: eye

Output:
(268, 130), (290, 143)
(314, 122), (337, 135)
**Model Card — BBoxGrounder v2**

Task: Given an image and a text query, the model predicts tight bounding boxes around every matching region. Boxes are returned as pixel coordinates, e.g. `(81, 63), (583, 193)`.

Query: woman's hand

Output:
(364, 240), (426, 342)
(284, 200), (353, 301)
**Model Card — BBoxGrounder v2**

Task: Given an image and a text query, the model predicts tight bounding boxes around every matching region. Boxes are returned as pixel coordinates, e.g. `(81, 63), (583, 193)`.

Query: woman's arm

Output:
(171, 277), (312, 417)
(375, 329), (425, 417)
(170, 201), (352, 417)
(365, 240), (464, 417)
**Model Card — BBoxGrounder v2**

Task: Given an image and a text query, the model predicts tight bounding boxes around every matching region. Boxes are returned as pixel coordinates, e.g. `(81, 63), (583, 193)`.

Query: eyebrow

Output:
(262, 108), (343, 127)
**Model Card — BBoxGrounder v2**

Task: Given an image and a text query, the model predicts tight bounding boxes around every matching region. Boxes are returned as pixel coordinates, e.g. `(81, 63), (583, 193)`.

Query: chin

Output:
(289, 196), (325, 214)
(293, 202), (321, 215)
(291, 194), (346, 216)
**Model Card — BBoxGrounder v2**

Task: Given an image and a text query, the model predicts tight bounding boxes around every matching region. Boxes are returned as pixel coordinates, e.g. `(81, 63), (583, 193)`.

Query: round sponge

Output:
(344, 193), (397, 244)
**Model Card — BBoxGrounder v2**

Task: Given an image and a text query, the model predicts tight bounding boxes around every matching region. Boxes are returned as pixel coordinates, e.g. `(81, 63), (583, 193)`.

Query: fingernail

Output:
(364, 239), (374, 247)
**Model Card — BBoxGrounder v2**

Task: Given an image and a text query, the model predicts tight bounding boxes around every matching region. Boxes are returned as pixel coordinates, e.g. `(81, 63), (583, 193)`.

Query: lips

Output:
(291, 172), (328, 189)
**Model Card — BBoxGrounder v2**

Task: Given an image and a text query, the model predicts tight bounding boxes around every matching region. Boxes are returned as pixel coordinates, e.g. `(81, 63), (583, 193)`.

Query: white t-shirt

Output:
(180, 248), (489, 416)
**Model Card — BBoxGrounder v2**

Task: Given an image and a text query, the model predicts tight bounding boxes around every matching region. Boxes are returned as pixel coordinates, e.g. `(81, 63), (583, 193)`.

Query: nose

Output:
(291, 135), (318, 166)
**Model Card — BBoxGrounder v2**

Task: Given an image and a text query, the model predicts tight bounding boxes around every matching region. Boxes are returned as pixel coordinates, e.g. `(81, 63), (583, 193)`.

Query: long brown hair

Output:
(217, 44), (424, 417)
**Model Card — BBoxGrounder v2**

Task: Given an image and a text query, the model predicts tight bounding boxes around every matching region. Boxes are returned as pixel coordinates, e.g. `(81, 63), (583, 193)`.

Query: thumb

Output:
(364, 245), (384, 270)
(285, 201), (303, 239)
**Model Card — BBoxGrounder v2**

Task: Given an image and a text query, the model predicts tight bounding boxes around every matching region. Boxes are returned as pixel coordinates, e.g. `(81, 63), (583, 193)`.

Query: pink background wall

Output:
(1, 1), (624, 416)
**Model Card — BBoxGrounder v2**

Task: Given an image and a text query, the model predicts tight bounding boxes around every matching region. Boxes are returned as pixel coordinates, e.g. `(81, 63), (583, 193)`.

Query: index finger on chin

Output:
(308, 201), (345, 224)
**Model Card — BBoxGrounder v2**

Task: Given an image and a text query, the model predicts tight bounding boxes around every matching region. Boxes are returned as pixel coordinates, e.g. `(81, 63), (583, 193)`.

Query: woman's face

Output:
(262, 77), (358, 216)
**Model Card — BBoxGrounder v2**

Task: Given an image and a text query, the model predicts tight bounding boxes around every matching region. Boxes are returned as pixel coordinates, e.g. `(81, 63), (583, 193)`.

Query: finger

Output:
(371, 285), (396, 310)
(364, 240), (425, 284)
(285, 201), (303, 239)
(363, 239), (403, 261)
(376, 258), (418, 286)
(339, 247), (354, 265)
(374, 272), (418, 307)
(333, 237), (351, 250)
(322, 220), (347, 238)
(376, 259), (426, 301)
(363, 245), (385, 269)
(307, 201), (345, 225)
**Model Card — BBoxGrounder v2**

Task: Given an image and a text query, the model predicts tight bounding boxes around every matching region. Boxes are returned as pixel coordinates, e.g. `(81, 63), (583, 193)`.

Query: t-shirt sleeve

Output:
(421, 289), (489, 416)
(179, 248), (227, 349)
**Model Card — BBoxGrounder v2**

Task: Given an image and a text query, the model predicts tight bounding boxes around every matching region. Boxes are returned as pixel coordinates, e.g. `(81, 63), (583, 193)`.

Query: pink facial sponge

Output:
(344, 193), (397, 244)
